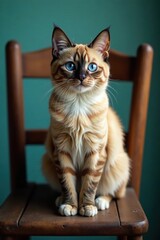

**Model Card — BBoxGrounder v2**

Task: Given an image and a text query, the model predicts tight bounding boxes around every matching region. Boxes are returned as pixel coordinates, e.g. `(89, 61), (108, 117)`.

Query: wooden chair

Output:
(0, 40), (153, 240)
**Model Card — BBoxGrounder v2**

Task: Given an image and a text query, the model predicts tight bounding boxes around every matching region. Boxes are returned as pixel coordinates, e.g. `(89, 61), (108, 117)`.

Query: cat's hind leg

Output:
(115, 181), (127, 198)
(95, 180), (127, 211)
(95, 195), (112, 210)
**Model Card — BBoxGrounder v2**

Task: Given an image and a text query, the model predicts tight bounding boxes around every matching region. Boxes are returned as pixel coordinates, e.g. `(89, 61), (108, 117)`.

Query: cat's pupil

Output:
(65, 62), (76, 71)
(88, 63), (97, 72)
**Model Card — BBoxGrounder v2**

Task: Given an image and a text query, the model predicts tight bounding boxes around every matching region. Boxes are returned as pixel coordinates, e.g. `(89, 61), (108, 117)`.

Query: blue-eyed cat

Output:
(42, 26), (130, 217)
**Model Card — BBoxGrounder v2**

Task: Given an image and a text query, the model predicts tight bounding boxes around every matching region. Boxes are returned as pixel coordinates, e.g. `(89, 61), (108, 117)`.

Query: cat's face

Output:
(51, 27), (110, 94)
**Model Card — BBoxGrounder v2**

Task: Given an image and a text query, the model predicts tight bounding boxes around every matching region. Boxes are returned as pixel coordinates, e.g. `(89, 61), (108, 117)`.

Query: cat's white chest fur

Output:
(62, 92), (108, 170)
(63, 92), (107, 117)
(68, 99), (89, 170)
(64, 94), (90, 117)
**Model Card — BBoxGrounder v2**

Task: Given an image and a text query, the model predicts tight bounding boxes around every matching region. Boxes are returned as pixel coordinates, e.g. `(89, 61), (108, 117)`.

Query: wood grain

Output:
(25, 129), (47, 144)
(116, 188), (148, 235)
(0, 185), (148, 236)
(22, 48), (51, 78)
(19, 184), (120, 236)
(6, 41), (27, 191)
(0, 184), (35, 235)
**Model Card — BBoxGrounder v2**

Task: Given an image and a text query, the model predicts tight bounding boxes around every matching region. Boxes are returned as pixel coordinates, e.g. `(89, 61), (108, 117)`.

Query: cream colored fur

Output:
(42, 27), (130, 217)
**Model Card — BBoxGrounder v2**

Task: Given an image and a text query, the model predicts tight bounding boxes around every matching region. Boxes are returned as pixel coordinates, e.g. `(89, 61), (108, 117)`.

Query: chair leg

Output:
(118, 236), (143, 240)
(0, 237), (30, 240)
(128, 236), (143, 240)
(117, 236), (127, 240)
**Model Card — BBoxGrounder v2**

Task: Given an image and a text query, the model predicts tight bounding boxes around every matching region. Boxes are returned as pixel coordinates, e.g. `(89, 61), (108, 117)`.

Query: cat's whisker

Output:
(107, 88), (118, 107)
(107, 90), (114, 107)
(107, 83), (118, 106)
(108, 83), (118, 94)
(55, 83), (71, 100)
(42, 86), (54, 101)
(107, 87), (117, 101)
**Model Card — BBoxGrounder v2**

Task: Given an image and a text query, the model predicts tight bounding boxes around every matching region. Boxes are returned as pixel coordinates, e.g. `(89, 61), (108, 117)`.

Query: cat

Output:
(42, 26), (130, 217)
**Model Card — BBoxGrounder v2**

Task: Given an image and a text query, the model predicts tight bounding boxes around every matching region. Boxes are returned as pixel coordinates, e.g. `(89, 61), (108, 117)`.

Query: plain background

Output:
(0, 0), (160, 239)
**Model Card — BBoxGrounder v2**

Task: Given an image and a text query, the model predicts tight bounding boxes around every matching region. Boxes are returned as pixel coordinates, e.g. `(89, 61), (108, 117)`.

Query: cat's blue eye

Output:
(65, 62), (76, 71)
(88, 63), (98, 72)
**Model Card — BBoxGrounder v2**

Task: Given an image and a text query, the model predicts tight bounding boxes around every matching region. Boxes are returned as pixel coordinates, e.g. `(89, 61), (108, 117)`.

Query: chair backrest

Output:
(6, 41), (153, 197)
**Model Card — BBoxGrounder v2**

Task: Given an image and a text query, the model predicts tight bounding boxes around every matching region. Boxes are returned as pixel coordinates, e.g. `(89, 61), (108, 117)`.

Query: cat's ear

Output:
(52, 26), (73, 58)
(88, 27), (110, 59)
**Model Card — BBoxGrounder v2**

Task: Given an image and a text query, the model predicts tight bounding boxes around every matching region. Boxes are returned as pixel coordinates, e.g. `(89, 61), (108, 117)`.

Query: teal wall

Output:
(0, 0), (160, 239)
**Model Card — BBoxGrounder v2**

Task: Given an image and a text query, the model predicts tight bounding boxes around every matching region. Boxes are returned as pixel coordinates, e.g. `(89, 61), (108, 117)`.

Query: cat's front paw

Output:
(79, 205), (98, 217)
(59, 204), (78, 216)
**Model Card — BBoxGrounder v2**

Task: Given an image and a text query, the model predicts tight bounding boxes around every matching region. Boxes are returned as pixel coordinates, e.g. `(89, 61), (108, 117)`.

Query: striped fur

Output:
(42, 27), (130, 217)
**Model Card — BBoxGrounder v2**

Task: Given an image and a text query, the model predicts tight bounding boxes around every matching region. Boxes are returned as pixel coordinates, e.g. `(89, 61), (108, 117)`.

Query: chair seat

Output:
(0, 184), (148, 236)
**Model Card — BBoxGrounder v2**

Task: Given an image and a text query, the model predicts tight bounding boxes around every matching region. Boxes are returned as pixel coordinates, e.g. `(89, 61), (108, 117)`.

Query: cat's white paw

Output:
(79, 205), (98, 217)
(95, 196), (110, 210)
(59, 204), (77, 216)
